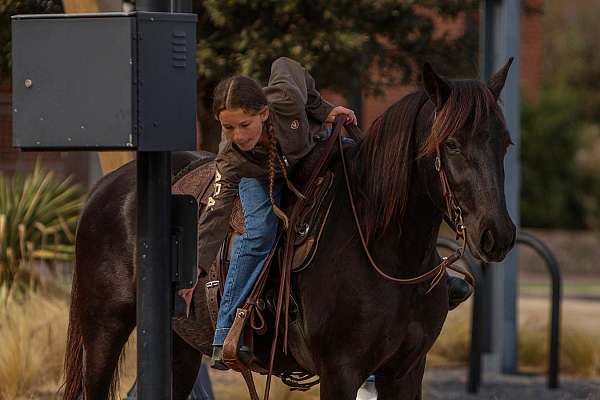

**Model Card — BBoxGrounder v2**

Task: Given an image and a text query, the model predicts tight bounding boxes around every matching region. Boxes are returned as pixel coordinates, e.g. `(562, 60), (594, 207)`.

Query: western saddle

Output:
(171, 116), (355, 400)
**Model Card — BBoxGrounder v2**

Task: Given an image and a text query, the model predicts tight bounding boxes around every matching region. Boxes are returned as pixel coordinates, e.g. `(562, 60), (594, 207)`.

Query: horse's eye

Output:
(445, 139), (461, 152)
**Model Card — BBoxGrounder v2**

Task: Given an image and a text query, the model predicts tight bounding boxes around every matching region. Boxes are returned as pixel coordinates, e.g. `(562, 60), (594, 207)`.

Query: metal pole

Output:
(517, 231), (562, 389)
(135, 1), (190, 399)
(498, 0), (521, 375)
(136, 0), (169, 11)
(137, 152), (172, 400)
(479, 0), (521, 374)
(436, 238), (484, 393)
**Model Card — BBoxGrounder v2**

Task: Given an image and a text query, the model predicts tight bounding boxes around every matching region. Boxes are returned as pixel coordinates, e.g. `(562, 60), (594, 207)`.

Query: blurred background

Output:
(0, 0), (599, 399)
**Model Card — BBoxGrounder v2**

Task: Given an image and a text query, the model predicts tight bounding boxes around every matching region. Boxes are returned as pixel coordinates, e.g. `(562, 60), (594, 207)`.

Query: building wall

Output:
(358, 4), (543, 129)
(0, 4), (544, 183)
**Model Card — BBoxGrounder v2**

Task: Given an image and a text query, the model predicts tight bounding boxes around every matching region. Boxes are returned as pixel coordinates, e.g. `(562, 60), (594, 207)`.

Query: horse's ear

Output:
(487, 57), (514, 100)
(422, 62), (451, 111)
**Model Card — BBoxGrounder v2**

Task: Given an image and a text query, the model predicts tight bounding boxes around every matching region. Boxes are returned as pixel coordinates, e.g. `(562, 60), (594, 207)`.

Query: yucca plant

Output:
(0, 160), (84, 295)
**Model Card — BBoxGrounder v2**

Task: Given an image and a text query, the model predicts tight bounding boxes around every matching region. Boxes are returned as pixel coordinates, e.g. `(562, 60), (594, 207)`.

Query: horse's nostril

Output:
(481, 229), (495, 254)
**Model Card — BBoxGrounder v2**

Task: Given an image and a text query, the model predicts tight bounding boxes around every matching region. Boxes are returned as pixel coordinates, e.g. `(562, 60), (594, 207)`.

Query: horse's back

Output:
(75, 151), (215, 294)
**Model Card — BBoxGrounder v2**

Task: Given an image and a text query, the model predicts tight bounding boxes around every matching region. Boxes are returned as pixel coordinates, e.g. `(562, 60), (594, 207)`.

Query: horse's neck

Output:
(370, 177), (443, 275)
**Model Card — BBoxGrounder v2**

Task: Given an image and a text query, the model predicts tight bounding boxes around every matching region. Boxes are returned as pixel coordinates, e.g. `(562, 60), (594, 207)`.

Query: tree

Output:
(1, 1), (480, 150)
(520, 0), (600, 230)
(192, 0), (479, 150)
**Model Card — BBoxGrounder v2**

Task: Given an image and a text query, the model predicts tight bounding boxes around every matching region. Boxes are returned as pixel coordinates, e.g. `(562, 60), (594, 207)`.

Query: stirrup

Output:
(210, 346), (229, 371)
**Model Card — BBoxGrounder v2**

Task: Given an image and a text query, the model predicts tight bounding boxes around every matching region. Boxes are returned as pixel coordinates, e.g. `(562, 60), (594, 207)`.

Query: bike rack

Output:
(516, 230), (562, 389)
(439, 229), (562, 392)
(436, 238), (484, 393)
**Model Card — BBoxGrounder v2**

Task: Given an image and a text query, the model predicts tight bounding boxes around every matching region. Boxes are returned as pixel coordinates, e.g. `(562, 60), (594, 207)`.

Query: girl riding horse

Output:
(200, 57), (471, 368)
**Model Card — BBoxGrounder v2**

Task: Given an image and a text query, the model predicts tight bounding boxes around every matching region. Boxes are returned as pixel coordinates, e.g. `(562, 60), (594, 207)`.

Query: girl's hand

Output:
(326, 106), (358, 126)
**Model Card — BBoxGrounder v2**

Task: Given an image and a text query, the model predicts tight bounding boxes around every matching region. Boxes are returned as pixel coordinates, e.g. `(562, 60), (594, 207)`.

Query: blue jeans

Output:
(213, 177), (283, 346)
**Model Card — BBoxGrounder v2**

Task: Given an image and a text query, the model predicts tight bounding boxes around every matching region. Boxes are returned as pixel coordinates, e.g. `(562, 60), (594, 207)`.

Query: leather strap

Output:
(205, 264), (220, 329)
(338, 119), (474, 289)
(264, 116), (347, 400)
(223, 307), (260, 400)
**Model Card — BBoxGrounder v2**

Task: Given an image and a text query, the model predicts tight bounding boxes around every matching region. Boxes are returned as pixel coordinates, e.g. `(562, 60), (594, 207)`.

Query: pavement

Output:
(424, 368), (600, 400)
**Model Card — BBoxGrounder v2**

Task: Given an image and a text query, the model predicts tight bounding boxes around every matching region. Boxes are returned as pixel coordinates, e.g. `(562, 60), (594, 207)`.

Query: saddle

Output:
(172, 118), (353, 399)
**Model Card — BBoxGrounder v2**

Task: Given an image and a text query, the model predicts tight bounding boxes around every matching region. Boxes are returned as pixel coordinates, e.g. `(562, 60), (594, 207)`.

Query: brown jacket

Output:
(197, 57), (334, 272)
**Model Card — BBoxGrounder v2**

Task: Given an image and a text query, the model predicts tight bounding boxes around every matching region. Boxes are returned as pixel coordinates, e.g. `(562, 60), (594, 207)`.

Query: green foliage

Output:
(520, 2), (600, 230)
(542, 1), (600, 122)
(520, 86), (587, 228)
(0, 161), (84, 293)
(191, 0), (479, 149)
(194, 1), (478, 97)
(0, 0), (63, 82)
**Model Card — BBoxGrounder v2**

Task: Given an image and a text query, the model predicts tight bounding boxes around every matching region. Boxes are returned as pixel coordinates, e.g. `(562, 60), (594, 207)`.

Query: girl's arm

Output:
(266, 57), (334, 122)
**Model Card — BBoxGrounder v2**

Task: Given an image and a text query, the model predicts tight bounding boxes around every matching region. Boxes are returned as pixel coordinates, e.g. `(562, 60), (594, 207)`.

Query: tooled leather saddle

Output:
(172, 154), (336, 320)
(172, 117), (355, 400)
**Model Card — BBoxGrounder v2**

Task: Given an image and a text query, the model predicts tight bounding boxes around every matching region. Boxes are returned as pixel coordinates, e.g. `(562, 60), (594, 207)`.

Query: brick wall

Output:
(521, 0), (544, 101)
(358, 6), (543, 129)
(1, 5), (544, 178)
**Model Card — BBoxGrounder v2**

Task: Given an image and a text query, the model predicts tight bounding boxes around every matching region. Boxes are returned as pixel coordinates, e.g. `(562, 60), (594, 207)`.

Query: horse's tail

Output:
(62, 268), (84, 400)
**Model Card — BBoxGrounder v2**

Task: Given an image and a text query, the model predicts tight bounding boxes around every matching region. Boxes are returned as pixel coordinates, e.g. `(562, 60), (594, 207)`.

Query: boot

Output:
(210, 344), (254, 371)
(447, 274), (473, 310)
(210, 346), (229, 371)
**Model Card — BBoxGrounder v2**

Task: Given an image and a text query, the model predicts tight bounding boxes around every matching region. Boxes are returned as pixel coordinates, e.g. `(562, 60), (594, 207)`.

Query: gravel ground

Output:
(424, 368), (600, 400)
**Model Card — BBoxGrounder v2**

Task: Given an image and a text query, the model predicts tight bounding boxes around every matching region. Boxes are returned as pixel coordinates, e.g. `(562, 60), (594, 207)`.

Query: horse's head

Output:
(420, 60), (516, 263)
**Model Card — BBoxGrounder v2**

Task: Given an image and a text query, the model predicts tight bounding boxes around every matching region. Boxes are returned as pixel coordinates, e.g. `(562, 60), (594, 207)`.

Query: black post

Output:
(137, 152), (173, 400)
(478, 1), (496, 359)
(135, 1), (186, 400)
(436, 238), (484, 393)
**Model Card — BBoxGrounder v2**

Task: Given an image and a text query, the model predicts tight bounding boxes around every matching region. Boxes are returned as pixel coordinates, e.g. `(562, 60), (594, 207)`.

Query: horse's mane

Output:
(352, 80), (504, 242)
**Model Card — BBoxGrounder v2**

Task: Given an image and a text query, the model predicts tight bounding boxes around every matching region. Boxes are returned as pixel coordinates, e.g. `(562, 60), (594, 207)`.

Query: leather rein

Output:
(340, 116), (474, 292)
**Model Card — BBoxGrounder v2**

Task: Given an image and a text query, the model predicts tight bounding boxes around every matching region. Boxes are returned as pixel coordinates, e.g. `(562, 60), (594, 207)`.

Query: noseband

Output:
(340, 114), (474, 292)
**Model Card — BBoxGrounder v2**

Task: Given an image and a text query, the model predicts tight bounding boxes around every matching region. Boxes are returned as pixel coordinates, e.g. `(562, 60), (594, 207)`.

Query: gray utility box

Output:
(12, 12), (197, 150)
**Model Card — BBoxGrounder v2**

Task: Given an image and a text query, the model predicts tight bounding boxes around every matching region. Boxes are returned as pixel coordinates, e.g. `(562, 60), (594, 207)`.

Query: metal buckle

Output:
(297, 222), (310, 236)
(206, 280), (219, 289)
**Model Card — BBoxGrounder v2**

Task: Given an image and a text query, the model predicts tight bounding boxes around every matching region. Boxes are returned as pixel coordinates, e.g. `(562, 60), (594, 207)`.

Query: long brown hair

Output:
(352, 81), (504, 242)
(213, 76), (300, 228)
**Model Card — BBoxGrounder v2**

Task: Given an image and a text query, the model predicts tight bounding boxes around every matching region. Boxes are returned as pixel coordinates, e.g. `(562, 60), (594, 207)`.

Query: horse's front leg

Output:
(375, 356), (427, 400)
(319, 365), (366, 400)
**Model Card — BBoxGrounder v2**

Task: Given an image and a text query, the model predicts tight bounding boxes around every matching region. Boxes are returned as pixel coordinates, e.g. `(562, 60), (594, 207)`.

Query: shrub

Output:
(0, 161), (84, 295)
(520, 86), (599, 229)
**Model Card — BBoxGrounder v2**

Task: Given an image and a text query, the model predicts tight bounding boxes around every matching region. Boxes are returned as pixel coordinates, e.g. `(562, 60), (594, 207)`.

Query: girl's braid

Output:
(266, 115), (290, 229)
(264, 113), (306, 230)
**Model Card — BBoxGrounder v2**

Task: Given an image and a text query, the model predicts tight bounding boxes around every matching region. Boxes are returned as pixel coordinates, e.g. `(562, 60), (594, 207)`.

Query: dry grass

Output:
(430, 297), (600, 379)
(0, 291), (68, 400)
(0, 292), (598, 399)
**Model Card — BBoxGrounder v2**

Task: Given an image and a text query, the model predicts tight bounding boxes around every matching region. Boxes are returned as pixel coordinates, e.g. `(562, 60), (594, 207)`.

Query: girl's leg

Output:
(213, 177), (283, 346)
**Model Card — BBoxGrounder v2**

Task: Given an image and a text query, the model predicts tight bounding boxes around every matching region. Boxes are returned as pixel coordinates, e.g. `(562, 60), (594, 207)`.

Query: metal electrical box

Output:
(11, 12), (197, 150)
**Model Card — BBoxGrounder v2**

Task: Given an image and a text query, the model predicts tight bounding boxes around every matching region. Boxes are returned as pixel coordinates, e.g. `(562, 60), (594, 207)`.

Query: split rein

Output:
(338, 118), (474, 292)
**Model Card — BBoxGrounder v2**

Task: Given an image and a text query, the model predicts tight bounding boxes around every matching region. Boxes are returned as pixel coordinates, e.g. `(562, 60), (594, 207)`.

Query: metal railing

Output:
(516, 230), (562, 389)
(437, 229), (562, 392)
(437, 238), (484, 393)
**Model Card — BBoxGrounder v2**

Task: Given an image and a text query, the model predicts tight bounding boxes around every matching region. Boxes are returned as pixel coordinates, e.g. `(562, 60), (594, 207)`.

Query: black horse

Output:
(63, 61), (516, 400)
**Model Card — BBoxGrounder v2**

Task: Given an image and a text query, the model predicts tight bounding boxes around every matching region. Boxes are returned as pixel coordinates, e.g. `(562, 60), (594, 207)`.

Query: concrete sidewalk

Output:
(424, 368), (600, 400)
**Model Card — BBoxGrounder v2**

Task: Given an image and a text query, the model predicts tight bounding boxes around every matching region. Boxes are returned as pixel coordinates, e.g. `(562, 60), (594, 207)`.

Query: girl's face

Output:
(218, 106), (269, 151)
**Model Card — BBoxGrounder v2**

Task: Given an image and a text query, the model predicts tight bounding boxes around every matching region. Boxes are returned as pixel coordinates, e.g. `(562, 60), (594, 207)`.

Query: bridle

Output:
(339, 112), (474, 292)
